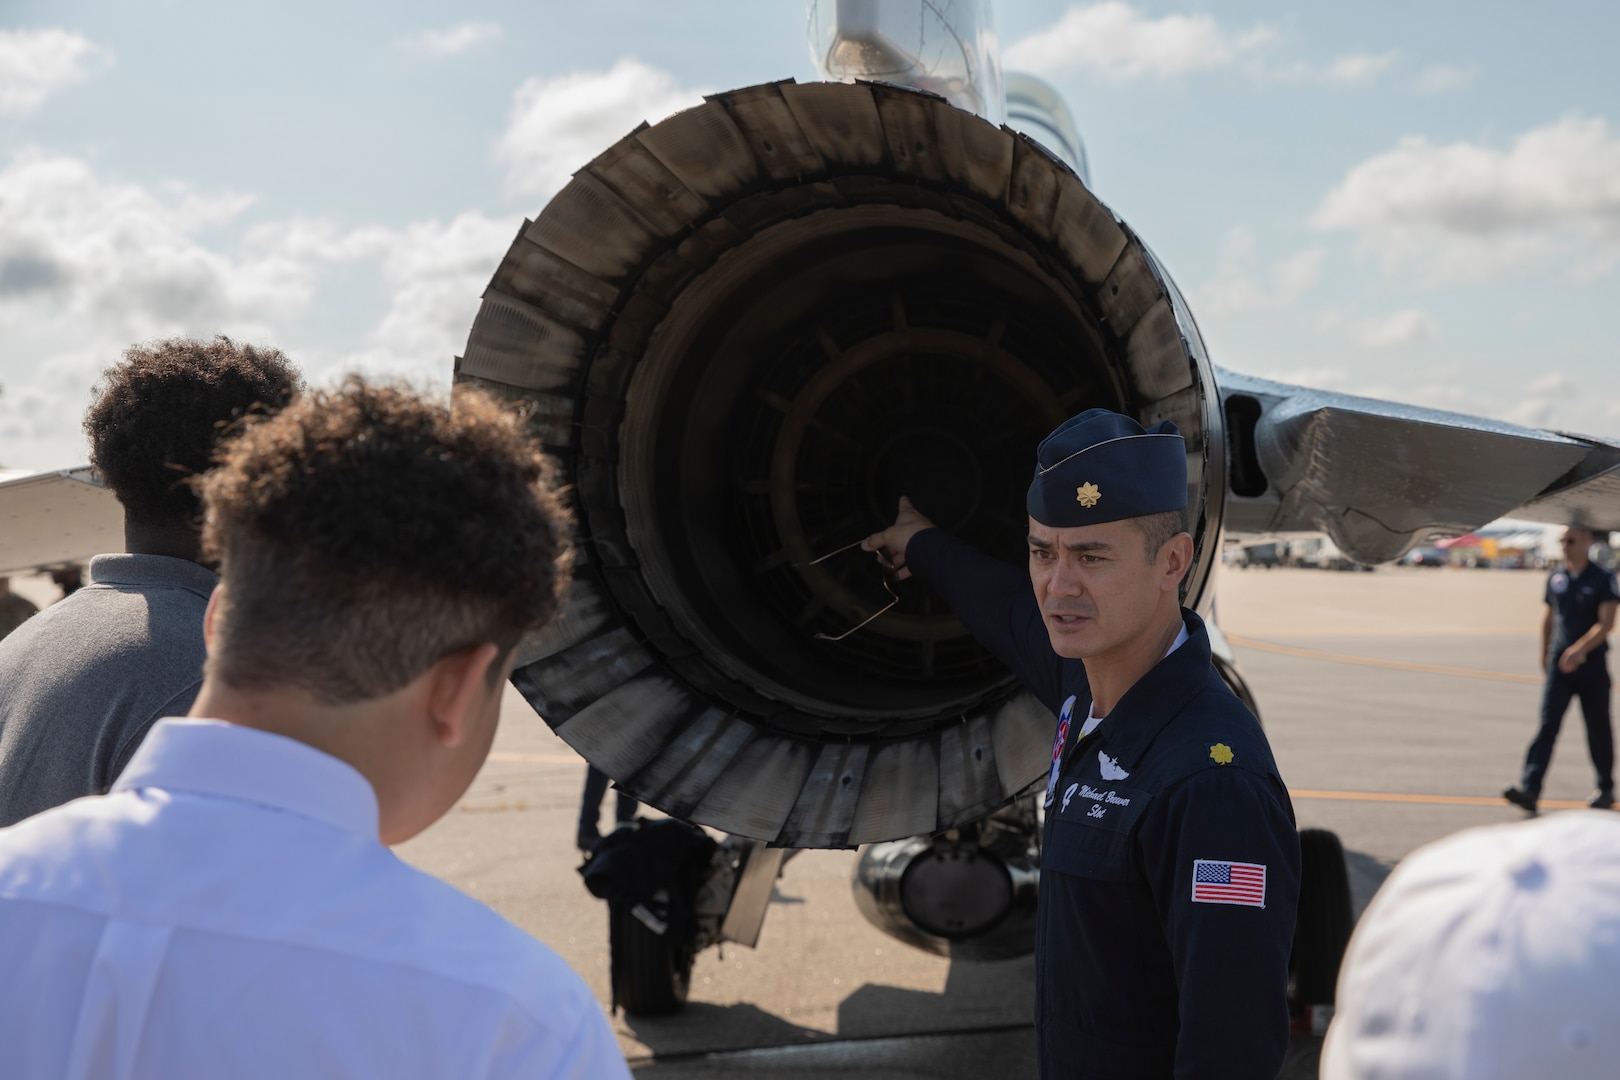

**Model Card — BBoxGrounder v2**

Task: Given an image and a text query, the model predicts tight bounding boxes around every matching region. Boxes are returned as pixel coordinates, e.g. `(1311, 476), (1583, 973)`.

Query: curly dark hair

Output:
(84, 337), (300, 524)
(196, 379), (573, 703)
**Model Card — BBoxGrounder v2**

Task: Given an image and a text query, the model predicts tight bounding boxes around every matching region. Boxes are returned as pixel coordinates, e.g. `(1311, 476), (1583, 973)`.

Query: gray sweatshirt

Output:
(0, 554), (216, 827)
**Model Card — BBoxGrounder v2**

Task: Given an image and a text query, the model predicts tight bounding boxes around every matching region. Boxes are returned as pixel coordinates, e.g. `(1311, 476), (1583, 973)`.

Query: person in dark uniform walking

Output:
(1504, 524), (1618, 814)
(863, 409), (1301, 1080)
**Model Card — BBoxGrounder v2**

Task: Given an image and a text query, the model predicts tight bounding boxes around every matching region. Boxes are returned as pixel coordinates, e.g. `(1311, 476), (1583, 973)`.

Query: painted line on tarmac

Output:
(1227, 635), (1541, 685)
(1290, 788), (1588, 810)
(622, 1022), (1037, 1067)
(487, 752), (583, 764)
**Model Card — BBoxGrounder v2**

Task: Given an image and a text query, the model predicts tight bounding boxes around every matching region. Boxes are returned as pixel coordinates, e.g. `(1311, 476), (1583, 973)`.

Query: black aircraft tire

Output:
(612, 902), (693, 1017)
(1289, 827), (1354, 1014)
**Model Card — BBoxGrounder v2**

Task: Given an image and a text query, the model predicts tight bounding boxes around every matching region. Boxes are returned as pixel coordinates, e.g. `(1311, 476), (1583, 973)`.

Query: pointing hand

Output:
(860, 497), (936, 581)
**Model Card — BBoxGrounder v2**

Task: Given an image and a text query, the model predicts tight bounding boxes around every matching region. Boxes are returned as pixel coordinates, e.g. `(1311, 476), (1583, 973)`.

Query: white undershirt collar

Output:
(1078, 621), (1190, 739)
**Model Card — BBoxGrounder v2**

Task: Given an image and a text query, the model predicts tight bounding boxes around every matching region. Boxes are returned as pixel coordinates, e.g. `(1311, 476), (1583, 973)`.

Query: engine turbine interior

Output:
(454, 79), (1223, 848)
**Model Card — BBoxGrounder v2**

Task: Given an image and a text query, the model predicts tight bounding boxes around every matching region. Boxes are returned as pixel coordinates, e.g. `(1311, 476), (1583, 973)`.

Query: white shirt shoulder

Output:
(0, 721), (629, 1080)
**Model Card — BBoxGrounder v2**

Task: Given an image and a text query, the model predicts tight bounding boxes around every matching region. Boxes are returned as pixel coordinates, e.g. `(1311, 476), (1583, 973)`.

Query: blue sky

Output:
(2, 0), (1617, 470)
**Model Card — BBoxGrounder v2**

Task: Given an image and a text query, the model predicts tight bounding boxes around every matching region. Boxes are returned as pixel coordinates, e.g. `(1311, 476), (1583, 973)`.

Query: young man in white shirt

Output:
(0, 380), (630, 1079)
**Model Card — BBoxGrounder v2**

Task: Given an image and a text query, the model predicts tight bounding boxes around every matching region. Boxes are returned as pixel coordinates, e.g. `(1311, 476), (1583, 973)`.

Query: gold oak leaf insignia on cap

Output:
(1210, 743), (1234, 765)
(1076, 482), (1101, 508)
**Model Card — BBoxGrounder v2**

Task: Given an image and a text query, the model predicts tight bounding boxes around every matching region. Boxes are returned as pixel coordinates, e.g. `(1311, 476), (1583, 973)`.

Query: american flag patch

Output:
(1191, 859), (1266, 908)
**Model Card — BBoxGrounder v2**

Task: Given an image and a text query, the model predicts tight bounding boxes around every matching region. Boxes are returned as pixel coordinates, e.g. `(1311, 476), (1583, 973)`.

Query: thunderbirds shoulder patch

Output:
(1043, 696), (1077, 808)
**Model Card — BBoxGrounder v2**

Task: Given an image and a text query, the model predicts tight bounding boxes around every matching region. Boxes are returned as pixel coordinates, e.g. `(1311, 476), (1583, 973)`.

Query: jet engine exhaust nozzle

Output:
(456, 80), (1223, 848)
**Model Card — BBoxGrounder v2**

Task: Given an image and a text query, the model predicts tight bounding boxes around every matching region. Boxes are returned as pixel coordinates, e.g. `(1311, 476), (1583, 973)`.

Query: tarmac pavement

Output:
(397, 564), (1601, 1078)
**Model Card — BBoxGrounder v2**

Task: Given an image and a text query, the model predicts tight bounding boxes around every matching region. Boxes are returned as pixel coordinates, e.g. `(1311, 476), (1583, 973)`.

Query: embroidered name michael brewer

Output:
(1191, 859), (1266, 908)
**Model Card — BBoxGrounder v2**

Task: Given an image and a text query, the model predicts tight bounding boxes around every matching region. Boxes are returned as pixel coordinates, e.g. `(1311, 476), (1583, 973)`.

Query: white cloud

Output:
(1314, 114), (1620, 285)
(1222, 226), (1258, 261)
(1272, 248), (1325, 295)
(1506, 373), (1579, 428)
(0, 150), (518, 469)
(1267, 51), (1398, 87)
(1003, 3), (1273, 80)
(1004, 5), (1399, 87)
(338, 212), (521, 380)
(1199, 227), (1324, 315)
(1314, 308), (1438, 350)
(1321, 51), (1397, 85)
(1526, 373), (1576, 395)
(1413, 64), (1473, 95)
(0, 149), (314, 335)
(495, 59), (708, 201)
(0, 28), (110, 114)
(395, 21), (502, 58)
(0, 150), (327, 467)
(1349, 308), (1437, 349)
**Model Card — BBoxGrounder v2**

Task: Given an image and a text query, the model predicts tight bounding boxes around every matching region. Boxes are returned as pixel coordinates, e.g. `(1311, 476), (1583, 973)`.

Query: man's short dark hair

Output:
(196, 379), (573, 704)
(85, 337), (300, 525)
(1132, 507), (1189, 562)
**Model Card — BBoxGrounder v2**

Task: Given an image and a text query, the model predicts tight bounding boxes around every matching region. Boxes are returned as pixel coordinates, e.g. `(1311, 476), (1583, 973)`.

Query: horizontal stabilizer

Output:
(1510, 437), (1620, 532)
(0, 468), (122, 575)
(1220, 372), (1600, 563)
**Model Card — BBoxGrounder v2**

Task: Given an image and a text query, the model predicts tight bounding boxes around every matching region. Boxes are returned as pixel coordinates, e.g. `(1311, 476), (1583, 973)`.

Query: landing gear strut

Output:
(586, 822), (789, 1018)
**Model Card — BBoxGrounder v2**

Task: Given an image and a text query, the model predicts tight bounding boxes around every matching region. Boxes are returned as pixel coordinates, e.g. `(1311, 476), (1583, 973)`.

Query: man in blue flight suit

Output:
(1504, 524), (1619, 815)
(863, 409), (1301, 1079)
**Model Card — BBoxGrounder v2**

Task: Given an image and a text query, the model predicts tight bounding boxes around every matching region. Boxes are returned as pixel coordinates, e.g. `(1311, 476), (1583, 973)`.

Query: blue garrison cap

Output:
(1026, 409), (1187, 527)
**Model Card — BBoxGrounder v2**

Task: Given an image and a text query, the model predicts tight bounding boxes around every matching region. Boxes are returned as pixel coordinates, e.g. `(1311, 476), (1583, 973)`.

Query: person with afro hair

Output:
(0, 379), (626, 1079)
(0, 336), (299, 826)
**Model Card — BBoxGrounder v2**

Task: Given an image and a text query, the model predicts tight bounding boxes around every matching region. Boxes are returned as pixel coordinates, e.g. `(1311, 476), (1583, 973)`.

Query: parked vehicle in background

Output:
(1400, 547), (1448, 567)
(1240, 541), (1285, 569)
(1292, 536), (1373, 572)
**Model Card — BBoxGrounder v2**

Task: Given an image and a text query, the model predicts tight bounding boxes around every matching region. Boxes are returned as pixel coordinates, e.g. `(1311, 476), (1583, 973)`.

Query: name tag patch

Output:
(1045, 781), (1154, 882)
(1056, 782), (1139, 824)
(1191, 859), (1267, 908)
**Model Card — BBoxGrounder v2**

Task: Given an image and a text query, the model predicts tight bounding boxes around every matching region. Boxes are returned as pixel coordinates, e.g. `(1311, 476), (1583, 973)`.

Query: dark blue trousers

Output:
(1521, 659), (1614, 796)
(579, 765), (638, 842)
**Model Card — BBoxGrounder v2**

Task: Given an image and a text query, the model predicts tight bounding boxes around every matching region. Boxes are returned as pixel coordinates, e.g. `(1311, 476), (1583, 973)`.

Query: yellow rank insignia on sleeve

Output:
(1076, 482), (1101, 507)
(1210, 743), (1234, 765)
